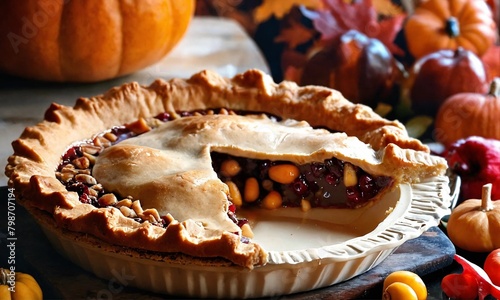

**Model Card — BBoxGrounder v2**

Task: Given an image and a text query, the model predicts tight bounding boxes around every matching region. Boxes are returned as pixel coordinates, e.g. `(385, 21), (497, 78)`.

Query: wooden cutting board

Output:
(0, 187), (455, 299)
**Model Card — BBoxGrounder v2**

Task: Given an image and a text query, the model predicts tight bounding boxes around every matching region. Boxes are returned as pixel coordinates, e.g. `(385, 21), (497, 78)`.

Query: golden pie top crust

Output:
(5, 69), (447, 269)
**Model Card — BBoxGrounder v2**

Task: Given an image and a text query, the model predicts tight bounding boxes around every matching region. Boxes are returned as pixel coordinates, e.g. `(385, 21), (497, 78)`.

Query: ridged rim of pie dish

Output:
(33, 175), (452, 299)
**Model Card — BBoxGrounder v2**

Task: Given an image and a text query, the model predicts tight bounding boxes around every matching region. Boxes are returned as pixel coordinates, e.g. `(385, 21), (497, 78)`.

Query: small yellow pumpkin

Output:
(447, 183), (500, 252)
(0, 268), (43, 300)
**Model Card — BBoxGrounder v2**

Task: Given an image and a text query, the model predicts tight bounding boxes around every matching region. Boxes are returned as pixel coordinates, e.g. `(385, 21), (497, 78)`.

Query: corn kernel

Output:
(244, 177), (260, 202)
(262, 191), (282, 209)
(220, 159), (241, 177)
(226, 181), (243, 206)
(269, 164), (300, 184)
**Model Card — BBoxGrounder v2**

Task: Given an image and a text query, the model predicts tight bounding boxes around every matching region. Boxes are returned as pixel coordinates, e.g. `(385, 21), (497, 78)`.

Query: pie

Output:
(5, 69), (447, 269)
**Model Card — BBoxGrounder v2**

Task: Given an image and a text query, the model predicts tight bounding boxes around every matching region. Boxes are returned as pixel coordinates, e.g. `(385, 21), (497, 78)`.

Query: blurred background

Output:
(194, 0), (500, 144)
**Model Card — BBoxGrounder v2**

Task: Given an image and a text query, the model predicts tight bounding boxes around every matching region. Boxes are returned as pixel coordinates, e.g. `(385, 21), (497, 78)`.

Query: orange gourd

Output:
(0, 268), (43, 300)
(0, 0), (195, 82)
(434, 78), (500, 146)
(404, 0), (497, 60)
(447, 184), (500, 252)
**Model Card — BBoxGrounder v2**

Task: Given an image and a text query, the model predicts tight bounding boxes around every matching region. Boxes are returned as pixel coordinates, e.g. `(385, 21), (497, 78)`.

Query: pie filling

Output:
(56, 108), (394, 239)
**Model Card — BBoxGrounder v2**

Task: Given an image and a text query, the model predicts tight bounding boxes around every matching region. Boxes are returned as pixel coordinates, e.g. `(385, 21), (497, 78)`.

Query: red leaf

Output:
(302, 0), (377, 41)
(376, 15), (406, 56)
(301, 0), (406, 55)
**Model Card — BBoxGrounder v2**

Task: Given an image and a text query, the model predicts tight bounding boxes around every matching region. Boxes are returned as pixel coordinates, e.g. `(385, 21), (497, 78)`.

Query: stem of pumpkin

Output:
(489, 78), (500, 97)
(481, 183), (494, 212)
(445, 17), (460, 38)
(0, 268), (7, 285)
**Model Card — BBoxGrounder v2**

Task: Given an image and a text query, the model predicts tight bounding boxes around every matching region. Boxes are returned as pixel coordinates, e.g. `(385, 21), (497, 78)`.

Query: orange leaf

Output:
(274, 20), (315, 48)
(254, 0), (323, 23)
(302, 0), (406, 55)
(372, 0), (403, 16)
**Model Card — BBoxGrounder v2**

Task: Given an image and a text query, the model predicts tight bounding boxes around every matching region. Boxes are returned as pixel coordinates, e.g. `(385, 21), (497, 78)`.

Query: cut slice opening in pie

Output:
(5, 69), (448, 269)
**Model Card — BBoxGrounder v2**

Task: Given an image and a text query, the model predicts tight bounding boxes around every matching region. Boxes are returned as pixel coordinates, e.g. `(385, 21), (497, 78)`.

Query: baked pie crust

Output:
(5, 69), (447, 269)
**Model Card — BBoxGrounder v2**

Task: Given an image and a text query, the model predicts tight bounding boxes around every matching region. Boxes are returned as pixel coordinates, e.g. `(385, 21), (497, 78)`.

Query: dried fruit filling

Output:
(56, 109), (394, 229)
(212, 153), (393, 210)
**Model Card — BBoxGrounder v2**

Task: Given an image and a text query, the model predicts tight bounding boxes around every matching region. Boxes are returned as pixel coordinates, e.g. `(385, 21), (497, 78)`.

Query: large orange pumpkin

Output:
(0, 0), (195, 82)
(404, 0), (497, 60)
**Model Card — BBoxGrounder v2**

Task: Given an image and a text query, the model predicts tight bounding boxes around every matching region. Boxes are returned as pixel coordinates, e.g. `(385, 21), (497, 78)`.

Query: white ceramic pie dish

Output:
(36, 175), (451, 299)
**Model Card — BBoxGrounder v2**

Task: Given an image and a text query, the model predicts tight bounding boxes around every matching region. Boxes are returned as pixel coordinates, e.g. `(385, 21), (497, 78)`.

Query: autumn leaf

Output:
(301, 0), (377, 40)
(254, 0), (323, 23)
(302, 0), (406, 55)
(372, 0), (403, 16)
(377, 15), (406, 56)
(405, 115), (434, 139)
(274, 20), (315, 49)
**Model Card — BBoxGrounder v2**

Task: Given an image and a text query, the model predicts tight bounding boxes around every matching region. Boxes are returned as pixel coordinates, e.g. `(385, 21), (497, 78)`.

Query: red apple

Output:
(445, 136), (500, 201)
(408, 48), (488, 116)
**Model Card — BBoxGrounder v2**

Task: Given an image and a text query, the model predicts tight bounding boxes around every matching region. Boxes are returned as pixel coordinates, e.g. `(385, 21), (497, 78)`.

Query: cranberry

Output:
(237, 219), (248, 227)
(160, 216), (171, 227)
(79, 193), (91, 204)
(291, 177), (309, 195)
(180, 111), (193, 117)
(228, 202), (236, 213)
(67, 181), (87, 194)
(346, 187), (362, 206)
(110, 126), (129, 136)
(310, 163), (326, 177)
(62, 146), (81, 164)
(154, 112), (171, 121)
(326, 158), (343, 177)
(359, 174), (375, 193)
(325, 173), (340, 186)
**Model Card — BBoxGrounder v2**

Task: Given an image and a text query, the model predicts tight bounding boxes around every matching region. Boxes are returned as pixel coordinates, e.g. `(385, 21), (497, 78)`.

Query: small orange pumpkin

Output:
(0, 268), (43, 300)
(404, 0), (497, 60)
(434, 78), (500, 146)
(0, 0), (195, 82)
(447, 183), (500, 252)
